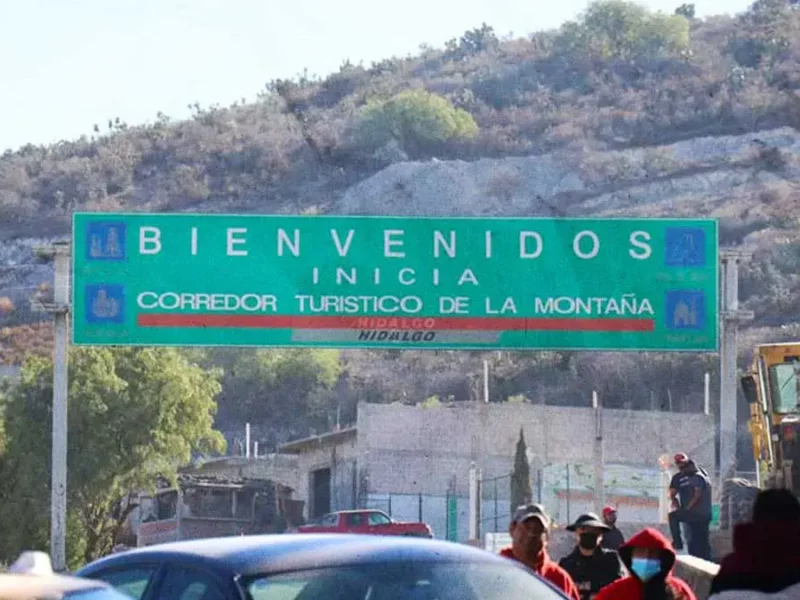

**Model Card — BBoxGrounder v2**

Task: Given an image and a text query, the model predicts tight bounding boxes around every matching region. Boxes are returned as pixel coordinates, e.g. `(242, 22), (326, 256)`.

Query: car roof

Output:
(328, 509), (384, 514)
(0, 573), (109, 600)
(77, 534), (506, 578)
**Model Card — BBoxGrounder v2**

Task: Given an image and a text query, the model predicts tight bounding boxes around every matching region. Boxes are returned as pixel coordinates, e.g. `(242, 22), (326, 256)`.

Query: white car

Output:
(0, 552), (129, 600)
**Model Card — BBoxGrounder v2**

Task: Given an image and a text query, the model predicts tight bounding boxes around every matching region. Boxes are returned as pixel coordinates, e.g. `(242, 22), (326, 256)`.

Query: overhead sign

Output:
(72, 213), (718, 351)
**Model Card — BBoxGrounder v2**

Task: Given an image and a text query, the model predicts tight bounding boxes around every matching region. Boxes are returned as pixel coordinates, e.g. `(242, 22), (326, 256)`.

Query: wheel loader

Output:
(723, 342), (800, 528)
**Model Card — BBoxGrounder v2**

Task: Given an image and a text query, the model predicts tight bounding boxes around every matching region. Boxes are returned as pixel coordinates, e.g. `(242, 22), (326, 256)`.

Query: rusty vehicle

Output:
(136, 475), (304, 547)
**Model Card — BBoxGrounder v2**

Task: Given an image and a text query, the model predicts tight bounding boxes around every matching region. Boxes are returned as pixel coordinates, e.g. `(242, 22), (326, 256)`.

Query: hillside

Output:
(3, 0), (800, 435)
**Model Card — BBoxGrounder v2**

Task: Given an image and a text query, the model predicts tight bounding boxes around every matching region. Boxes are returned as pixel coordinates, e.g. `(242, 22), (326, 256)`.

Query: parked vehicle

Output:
(136, 474), (303, 547)
(76, 534), (568, 600)
(0, 551), (128, 600)
(290, 509), (433, 537)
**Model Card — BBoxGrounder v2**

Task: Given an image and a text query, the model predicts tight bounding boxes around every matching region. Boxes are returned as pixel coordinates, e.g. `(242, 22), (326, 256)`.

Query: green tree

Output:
(674, 3), (695, 19)
(211, 349), (343, 440)
(510, 428), (532, 514)
(445, 23), (500, 58)
(0, 347), (225, 567)
(728, 0), (792, 67)
(555, 0), (690, 61)
(356, 90), (479, 156)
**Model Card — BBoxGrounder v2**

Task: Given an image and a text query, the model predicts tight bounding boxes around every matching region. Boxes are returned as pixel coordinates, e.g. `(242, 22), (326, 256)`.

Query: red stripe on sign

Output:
(136, 314), (654, 332)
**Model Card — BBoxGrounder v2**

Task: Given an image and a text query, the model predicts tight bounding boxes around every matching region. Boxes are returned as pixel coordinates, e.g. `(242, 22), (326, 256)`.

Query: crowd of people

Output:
(500, 503), (696, 600)
(498, 453), (800, 600)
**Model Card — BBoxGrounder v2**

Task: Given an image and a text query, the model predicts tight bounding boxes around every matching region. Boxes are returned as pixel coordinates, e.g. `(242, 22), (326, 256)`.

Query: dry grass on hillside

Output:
(0, 322), (52, 366)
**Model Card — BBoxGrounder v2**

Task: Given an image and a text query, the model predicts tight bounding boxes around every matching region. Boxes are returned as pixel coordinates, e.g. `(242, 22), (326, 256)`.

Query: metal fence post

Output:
(445, 490), (451, 539)
(566, 464), (571, 524)
(469, 463), (481, 541)
(537, 468), (543, 504)
(418, 492), (423, 523)
(493, 477), (498, 532)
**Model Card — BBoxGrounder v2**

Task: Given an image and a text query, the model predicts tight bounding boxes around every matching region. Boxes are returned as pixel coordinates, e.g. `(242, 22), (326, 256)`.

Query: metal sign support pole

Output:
(719, 250), (753, 485)
(33, 241), (71, 571)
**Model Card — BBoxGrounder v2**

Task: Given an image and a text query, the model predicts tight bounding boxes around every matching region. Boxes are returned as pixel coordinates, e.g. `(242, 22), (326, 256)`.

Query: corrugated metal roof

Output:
(278, 427), (357, 453)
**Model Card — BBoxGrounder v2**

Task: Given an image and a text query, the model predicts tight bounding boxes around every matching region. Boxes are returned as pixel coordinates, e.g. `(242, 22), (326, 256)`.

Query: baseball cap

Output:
(602, 505), (616, 518)
(511, 503), (551, 529)
(566, 513), (611, 532)
(674, 453), (689, 466)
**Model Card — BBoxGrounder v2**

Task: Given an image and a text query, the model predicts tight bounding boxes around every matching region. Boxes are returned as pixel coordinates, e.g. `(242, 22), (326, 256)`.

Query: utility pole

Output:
(32, 241), (71, 572)
(719, 250), (753, 485)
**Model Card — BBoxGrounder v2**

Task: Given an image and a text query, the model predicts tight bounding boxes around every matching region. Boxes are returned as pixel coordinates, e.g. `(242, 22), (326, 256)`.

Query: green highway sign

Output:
(72, 213), (719, 351)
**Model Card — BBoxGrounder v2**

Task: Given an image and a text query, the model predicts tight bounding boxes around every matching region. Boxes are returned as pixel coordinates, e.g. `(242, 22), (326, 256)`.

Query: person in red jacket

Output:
(499, 503), (580, 600)
(710, 488), (800, 596)
(593, 528), (696, 600)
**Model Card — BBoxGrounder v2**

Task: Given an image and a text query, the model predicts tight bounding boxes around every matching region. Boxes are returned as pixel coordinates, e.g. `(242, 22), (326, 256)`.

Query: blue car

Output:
(76, 534), (568, 599)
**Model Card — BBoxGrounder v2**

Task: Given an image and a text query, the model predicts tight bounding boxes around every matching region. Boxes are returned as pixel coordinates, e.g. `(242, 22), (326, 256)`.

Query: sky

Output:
(1, 0), (754, 152)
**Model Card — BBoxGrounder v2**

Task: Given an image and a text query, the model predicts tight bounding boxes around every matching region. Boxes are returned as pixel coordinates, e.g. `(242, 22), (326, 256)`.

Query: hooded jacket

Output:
(593, 528), (696, 600)
(710, 520), (800, 595)
(500, 546), (580, 600)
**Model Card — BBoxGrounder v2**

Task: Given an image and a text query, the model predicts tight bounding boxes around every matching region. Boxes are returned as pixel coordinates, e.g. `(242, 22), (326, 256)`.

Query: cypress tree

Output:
(510, 427), (532, 514)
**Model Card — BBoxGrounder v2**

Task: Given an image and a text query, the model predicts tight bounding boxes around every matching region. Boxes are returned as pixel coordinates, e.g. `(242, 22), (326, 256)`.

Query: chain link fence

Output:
(479, 473), (512, 533)
(476, 463), (760, 534)
(363, 487), (461, 541)
(358, 464), (761, 543)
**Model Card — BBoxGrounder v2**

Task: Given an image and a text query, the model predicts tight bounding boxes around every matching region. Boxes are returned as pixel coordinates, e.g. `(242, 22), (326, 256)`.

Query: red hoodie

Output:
(500, 547), (580, 600)
(593, 528), (696, 600)
(711, 520), (800, 594)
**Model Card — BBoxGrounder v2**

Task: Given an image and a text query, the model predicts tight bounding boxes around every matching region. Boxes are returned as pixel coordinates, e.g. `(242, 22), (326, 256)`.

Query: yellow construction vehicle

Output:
(740, 342), (800, 494)
(716, 342), (800, 531)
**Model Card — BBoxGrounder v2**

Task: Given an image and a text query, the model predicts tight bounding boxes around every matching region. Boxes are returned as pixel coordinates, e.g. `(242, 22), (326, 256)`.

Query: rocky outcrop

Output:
(337, 127), (800, 221)
(0, 236), (63, 327)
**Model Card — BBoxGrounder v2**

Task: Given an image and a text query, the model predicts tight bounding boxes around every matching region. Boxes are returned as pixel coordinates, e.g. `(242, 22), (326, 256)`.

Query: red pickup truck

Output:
(290, 509), (433, 538)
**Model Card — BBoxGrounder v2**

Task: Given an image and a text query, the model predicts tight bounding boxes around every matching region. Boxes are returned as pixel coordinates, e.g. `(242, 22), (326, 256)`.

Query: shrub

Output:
(354, 90), (478, 156)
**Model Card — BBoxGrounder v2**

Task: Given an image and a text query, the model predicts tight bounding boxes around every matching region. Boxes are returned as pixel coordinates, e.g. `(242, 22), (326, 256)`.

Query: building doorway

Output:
(311, 467), (331, 519)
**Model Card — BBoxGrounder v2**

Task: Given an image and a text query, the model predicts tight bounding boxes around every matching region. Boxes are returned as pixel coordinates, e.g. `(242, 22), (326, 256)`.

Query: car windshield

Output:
(245, 561), (564, 600)
(63, 588), (133, 600)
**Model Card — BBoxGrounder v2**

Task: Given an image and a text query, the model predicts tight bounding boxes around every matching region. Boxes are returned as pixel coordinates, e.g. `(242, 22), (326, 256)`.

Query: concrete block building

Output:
(262, 401), (717, 541)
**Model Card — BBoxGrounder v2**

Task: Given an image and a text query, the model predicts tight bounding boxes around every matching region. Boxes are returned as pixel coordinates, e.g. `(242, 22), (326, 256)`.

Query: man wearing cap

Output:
(559, 513), (626, 600)
(668, 452), (712, 560)
(601, 506), (625, 551)
(500, 503), (580, 600)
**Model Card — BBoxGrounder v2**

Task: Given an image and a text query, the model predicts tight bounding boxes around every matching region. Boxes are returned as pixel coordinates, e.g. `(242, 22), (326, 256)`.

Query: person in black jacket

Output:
(668, 452), (712, 560)
(600, 506), (625, 551)
(559, 513), (626, 600)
